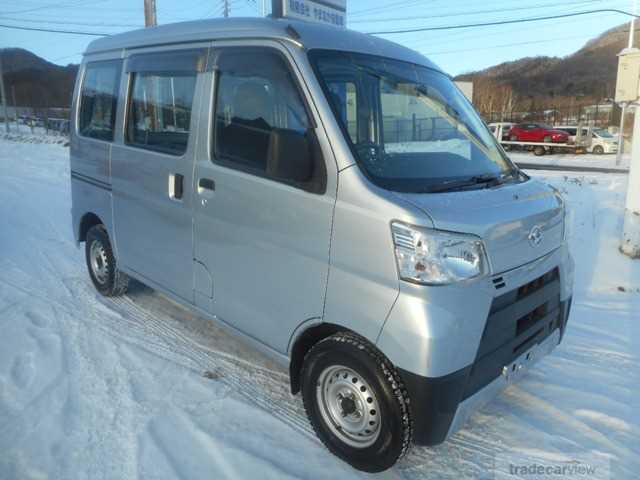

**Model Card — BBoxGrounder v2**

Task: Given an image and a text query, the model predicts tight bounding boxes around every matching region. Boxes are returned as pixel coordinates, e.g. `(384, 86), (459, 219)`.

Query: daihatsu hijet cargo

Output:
(70, 18), (574, 472)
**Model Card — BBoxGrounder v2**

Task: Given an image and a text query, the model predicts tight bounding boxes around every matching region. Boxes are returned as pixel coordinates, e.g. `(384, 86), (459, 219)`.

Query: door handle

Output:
(198, 178), (216, 192)
(169, 173), (184, 200)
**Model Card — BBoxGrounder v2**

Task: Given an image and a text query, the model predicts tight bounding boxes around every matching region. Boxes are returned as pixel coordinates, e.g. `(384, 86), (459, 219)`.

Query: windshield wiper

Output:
(426, 174), (504, 193)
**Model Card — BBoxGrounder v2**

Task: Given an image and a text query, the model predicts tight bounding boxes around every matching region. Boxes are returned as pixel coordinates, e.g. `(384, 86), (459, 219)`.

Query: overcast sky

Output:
(0, 0), (634, 75)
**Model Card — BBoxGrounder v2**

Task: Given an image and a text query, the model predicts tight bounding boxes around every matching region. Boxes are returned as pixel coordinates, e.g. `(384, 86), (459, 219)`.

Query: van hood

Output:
(394, 179), (564, 274)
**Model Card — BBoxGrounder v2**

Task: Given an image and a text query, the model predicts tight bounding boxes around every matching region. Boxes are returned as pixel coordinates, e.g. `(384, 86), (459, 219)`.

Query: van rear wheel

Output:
(85, 224), (128, 297)
(301, 332), (413, 472)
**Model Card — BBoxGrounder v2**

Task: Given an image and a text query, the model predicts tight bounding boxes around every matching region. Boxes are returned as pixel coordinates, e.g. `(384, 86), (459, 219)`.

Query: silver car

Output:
(70, 18), (574, 472)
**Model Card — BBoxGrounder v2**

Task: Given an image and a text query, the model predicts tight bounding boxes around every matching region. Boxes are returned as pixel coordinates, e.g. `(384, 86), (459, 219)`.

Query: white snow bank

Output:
(510, 151), (630, 170)
(1, 126), (69, 145)
(0, 140), (638, 479)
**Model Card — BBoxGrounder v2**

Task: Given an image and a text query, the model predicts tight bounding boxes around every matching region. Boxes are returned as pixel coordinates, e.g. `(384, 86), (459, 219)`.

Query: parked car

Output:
(70, 17), (574, 473)
(556, 125), (618, 154)
(488, 122), (514, 141)
(590, 128), (619, 154)
(509, 123), (569, 143)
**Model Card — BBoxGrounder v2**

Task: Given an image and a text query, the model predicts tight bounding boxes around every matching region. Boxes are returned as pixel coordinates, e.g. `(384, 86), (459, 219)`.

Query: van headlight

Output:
(391, 222), (488, 285)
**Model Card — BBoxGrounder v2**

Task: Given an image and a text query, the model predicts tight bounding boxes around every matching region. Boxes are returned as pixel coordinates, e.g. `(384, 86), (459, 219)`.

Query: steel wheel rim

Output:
(89, 239), (109, 284)
(316, 365), (381, 448)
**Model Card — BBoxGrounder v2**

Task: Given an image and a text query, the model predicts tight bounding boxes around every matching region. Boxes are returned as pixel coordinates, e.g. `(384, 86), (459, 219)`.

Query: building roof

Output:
(85, 17), (442, 73)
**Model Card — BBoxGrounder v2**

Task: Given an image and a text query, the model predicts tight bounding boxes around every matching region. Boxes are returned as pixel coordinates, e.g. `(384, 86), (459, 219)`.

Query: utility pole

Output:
(618, 0), (638, 165)
(11, 85), (18, 132)
(223, 0), (229, 18)
(0, 50), (9, 133)
(618, 1), (640, 257)
(272, 0), (283, 18)
(622, 99), (640, 258)
(144, 0), (157, 27)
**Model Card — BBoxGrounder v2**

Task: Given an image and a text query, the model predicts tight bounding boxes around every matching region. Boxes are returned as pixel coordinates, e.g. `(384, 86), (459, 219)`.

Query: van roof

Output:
(84, 17), (442, 73)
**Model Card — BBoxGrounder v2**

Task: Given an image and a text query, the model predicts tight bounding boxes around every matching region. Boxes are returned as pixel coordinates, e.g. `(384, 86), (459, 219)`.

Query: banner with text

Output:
(282, 0), (346, 28)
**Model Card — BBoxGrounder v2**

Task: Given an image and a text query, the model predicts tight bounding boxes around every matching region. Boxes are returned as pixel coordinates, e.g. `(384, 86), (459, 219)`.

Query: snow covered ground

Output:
(1, 128), (69, 146)
(509, 150), (630, 171)
(0, 137), (638, 479)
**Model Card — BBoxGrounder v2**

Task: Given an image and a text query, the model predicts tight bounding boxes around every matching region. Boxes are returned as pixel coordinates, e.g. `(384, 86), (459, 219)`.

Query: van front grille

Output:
(463, 268), (561, 399)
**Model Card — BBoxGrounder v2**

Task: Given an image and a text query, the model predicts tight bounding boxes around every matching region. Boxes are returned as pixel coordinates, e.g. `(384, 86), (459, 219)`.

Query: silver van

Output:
(70, 18), (574, 472)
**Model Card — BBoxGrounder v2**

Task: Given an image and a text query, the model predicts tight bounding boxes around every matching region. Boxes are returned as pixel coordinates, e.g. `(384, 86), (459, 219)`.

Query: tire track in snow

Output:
(98, 288), (495, 478)
(0, 274), (499, 478)
(22, 276), (317, 446)
(102, 291), (316, 440)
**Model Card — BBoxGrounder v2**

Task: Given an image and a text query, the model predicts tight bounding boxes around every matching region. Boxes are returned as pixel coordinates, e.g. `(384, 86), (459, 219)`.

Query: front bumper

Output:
(399, 298), (571, 446)
(377, 244), (574, 446)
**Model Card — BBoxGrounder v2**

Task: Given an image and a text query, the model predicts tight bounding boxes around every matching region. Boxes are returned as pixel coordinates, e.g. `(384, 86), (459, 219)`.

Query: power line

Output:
(0, 16), (139, 28)
(351, 0), (607, 24)
(403, 3), (627, 49)
(1, 4), (635, 40)
(350, 0), (426, 18)
(367, 8), (640, 34)
(423, 33), (606, 56)
(2, 0), (105, 16)
(0, 22), (107, 35)
(419, 27), (634, 62)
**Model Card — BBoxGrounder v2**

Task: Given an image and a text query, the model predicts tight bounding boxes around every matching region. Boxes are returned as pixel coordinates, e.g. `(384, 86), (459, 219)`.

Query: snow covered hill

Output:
(0, 138), (638, 479)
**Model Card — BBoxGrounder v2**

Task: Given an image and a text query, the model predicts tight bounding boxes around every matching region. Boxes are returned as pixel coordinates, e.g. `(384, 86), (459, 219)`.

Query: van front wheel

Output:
(301, 332), (413, 472)
(85, 225), (128, 297)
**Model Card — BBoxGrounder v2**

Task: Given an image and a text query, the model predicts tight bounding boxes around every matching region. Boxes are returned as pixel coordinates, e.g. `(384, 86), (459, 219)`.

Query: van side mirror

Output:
(267, 128), (317, 184)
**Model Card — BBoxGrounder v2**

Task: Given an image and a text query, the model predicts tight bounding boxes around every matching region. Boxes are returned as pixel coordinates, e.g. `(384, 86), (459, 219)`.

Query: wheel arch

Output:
(289, 322), (354, 394)
(78, 212), (104, 243)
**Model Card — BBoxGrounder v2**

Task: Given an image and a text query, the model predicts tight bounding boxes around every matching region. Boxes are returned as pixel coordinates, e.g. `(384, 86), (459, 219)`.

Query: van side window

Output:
(78, 60), (122, 141)
(214, 48), (311, 174)
(127, 73), (196, 155)
(125, 50), (204, 156)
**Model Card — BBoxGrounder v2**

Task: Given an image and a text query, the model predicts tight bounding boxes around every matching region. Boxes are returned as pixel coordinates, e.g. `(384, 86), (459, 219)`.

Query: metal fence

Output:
(1, 107), (71, 136)
(483, 104), (619, 128)
(0, 107), (70, 136)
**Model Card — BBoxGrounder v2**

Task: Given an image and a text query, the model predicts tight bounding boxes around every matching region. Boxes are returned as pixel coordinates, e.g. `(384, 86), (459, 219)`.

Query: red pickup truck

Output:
(509, 123), (569, 143)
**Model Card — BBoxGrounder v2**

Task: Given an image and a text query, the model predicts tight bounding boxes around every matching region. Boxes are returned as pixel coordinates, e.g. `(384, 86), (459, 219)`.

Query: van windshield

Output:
(309, 50), (518, 192)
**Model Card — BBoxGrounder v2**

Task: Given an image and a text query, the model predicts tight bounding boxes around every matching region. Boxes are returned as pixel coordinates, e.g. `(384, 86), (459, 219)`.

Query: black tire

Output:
(85, 224), (128, 297)
(301, 332), (412, 473)
(592, 145), (604, 155)
(533, 145), (546, 156)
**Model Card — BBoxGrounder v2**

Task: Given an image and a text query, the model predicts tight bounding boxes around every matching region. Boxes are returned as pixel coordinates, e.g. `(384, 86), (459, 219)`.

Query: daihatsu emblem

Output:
(528, 225), (544, 247)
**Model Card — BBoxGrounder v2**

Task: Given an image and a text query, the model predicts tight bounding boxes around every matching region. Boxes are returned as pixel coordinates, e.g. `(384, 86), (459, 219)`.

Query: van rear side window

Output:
(124, 49), (205, 156)
(126, 72), (197, 155)
(78, 60), (122, 142)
